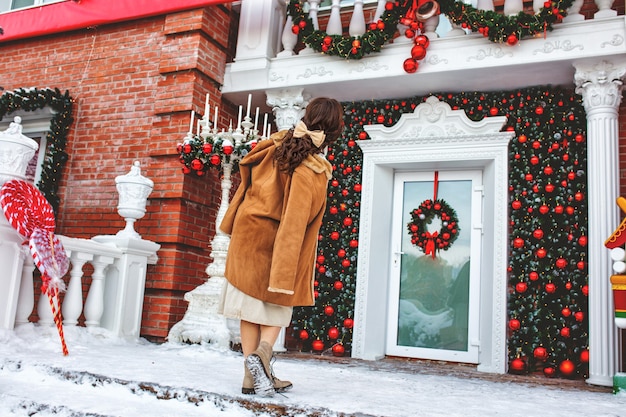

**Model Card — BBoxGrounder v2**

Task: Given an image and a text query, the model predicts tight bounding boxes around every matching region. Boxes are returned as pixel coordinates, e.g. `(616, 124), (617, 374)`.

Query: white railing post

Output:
(15, 254), (35, 325)
(503, 0), (524, 15)
(326, 0), (343, 35)
(594, 0), (617, 18)
(349, 0), (366, 37)
(84, 255), (114, 327)
(62, 253), (91, 326)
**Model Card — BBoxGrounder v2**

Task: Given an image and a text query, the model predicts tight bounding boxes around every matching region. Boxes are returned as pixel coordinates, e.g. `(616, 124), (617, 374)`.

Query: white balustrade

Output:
(275, 0), (620, 58)
(2, 160), (160, 340)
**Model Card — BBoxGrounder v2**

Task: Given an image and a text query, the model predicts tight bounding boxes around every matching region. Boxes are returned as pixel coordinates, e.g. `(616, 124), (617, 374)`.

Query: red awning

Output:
(0, 0), (235, 43)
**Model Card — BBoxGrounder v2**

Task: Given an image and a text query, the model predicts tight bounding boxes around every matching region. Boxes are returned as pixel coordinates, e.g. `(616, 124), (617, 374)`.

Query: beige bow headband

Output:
(293, 121), (326, 147)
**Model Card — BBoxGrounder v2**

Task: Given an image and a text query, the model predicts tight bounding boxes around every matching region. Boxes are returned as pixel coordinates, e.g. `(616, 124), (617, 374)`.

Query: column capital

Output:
(266, 88), (310, 131)
(574, 60), (626, 113)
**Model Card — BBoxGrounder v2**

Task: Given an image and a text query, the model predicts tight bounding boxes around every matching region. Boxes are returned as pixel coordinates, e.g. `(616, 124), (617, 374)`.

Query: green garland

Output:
(177, 132), (256, 176)
(0, 88), (73, 213)
(287, 0), (575, 59)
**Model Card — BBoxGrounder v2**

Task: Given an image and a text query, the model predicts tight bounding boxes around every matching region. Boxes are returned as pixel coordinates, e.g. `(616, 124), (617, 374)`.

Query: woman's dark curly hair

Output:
(274, 97), (344, 174)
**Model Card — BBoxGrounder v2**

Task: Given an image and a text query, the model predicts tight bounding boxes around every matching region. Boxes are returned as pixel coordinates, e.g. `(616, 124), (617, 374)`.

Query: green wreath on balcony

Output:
(287, 0), (575, 59)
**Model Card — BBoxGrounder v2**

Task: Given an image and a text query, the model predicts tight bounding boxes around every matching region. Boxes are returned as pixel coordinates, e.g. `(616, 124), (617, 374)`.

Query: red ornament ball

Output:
(545, 283), (556, 293)
(415, 34), (430, 48)
(328, 326), (340, 339)
(506, 33), (518, 46)
(580, 349), (589, 363)
(410, 44), (427, 60)
(510, 358), (526, 372)
(513, 237), (525, 248)
(299, 329), (309, 340)
(222, 145), (234, 155)
(403, 58), (419, 74)
(343, 318), (354, 329)
(210, 154), (221, 165)
(543, 366), (556, 378)
(508, 318), (521, 331)
(533, 346), (548, 361)
(324, 305), (335, 316)
(332, 343), (345, 357)
(559, 359), (576, 376)
(202, 142), (213, 154)
(515, 282), (528, 293)
(575, 311), (584, 322)
(312, 340), (325, 351)
(333, 280), (344, 291)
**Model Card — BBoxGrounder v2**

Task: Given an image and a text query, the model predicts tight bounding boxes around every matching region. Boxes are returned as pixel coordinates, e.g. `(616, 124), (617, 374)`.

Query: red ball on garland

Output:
(510, 358), (526, 373)
(580, 349), (589, 363)
(508, 318), (521, 331)
(513, 237), (524, 248)
(543, 366), (556, 378)
(533, 346), (548, 361)
(511, 200), (522, 210)
(515, 282), (528, 293)
(312, 340), (325, 351)
(328, 326), (340, 339)
(324, 305), (335, 316)
(343, 318), (354, 329)
(545, 283), (556, 293)
(202, 142), (213, 154)
(403, 58), (419, 74)
(210, 154), (221, 165)
(191, 159), (203, 171)
(299, 329), (309, 340)
(575, 311), (584, 322)
(349, 239), (359, 248)
(333, 280), (344, 290)
(559, 359), (576, 376)
(555, 257), (568, 269)
(332, 343), (345, 357)
(506, 33), (518, 46)
(410, 44), (427, 60)
(415, 35), (429, 48)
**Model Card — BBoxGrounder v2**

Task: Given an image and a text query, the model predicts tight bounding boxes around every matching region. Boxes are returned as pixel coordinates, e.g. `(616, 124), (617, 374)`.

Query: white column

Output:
(266, 88), (309, 131)
(233, 0), (285, 64)
(574, 59), (626, 386)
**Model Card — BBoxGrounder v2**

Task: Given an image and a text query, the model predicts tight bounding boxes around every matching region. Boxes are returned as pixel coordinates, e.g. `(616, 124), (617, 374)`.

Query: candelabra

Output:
(168, 95), (267, 346)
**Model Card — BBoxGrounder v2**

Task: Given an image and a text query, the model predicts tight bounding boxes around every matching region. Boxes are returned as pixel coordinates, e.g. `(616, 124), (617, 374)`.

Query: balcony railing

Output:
(278, 0), (619, 57)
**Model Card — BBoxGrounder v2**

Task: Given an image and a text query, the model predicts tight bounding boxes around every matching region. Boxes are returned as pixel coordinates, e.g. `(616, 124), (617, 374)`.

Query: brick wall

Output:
(0, 4), (239, 341)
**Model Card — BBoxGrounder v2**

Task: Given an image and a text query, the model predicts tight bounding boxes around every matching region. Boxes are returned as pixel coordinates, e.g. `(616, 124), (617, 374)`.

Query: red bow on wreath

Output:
(424, 230), (438, 259)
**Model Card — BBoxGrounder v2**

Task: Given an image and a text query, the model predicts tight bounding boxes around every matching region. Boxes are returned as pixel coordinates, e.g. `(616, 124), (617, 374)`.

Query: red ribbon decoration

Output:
(424, 231), (439, 259)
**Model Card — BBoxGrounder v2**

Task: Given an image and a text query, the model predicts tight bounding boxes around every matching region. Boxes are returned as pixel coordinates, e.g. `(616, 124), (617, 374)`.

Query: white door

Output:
(386, 170), (483, 363)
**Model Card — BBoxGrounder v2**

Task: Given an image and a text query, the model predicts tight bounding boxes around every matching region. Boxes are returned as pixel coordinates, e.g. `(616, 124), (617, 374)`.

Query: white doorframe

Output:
(352, 96), (513, 374)
(386, 170), (483, 363)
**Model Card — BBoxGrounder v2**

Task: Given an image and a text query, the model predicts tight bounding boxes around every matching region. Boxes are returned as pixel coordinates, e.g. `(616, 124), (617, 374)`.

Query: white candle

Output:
(214, 105), (219, 130)
(204, 93), (210, 117)
(189, 110), (195, 133)
(254, 107), (259, 131)
(246, 93), (252, 119)
(237, 105), (243, 130)
(262, 113), (268, 137)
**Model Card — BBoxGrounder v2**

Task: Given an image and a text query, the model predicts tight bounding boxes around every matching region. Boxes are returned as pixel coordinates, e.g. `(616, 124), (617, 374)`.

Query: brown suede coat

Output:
(219, 131), (332, 307)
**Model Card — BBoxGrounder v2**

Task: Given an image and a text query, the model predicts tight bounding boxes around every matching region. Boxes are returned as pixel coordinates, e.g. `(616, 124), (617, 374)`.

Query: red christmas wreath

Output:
(407, 198), (460, 258)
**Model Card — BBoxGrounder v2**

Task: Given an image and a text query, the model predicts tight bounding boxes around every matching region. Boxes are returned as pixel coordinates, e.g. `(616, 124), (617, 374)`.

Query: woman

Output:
(218, 97), (344, 397)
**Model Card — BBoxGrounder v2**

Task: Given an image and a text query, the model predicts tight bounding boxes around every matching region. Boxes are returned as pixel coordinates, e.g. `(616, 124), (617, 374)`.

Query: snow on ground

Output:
(1, 324), (625, 417)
